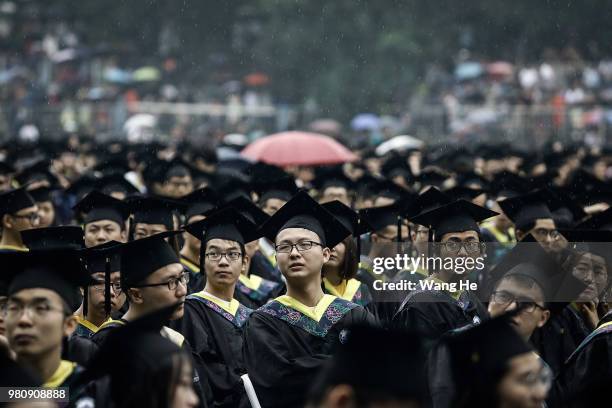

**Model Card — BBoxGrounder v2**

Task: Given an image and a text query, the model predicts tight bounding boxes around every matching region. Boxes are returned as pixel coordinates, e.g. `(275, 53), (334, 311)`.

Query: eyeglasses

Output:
(205, 251), (243, 262)
(3, 300), (67, 319)
(90, 280), (122, 294)
(11, 212), (40, 223)
(532, 228), (560, 240)
(517, 362), (553, 390)
(275, 240), (323, 254)
(133, 272), (190, 291)
(442, 240), (482, 254)
(490, 291), (546, 313)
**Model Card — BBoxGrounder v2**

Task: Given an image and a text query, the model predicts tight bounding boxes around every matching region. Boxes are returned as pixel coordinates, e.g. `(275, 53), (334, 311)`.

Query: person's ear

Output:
(63, 315), (78, 337)
(538, 309), (551, 328)
(242, 254), (250, 270)
(3, 214), (13, 229)
(370, 233), (379, 243)
(120, 229), (128, 243)
(323, 384), (356, 408)
(322, 247), (331, 263)
(128, 288), (144, 304)
(516, 229), (525, 241)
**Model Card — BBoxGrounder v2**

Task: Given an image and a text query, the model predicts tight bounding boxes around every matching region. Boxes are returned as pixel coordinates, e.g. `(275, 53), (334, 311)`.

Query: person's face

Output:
(0, 174), (11, 191)
(84, 220), (126, 247)
(488, 277), (550, 341)
(183, 215), (206, 254)
(170, 359), (199, 408)
(572, 253), (608, 302)
(497, 353), (549, 408)
(130, 263), (187, 320)
(5, 205), (40, 232)
(439, 230), (481, 261)
(413, 225), (429, 255)
(261, 198), (287, 216)
(204, 239), (246, 288)
(88, 272), (125, 316)
(317, 384), (422, 408)
(0, 296), (6, 337)
(373, 196), (395, 207)
(36, 201), (55, 228)
(327, 242), (346, 269)
(525, 219), (559, 252)
(164, 176), (193, 198)
(275, 228), (330, 283)
(321, 187), (350, 206)
(134, 223), (169, 240)
(5, 289), (77, 358)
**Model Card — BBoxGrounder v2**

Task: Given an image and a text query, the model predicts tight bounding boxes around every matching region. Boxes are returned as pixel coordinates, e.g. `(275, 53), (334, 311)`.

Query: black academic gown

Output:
(531, 304), (590, 376)
(551, 312), (612, 407)
(64, 335), (98, 367)
(242, 295), (377, 408)
(392, 286), (488, 345)
(172, 292), (253, 408)
(92, 318), (212, 408)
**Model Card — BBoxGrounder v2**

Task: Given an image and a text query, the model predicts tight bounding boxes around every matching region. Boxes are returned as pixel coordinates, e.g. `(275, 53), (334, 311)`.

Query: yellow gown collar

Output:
(193, 291), (241, 316)
(323, 278), (361, 302)
(276, 294), (336, 322)
(43, 360), (76, 388)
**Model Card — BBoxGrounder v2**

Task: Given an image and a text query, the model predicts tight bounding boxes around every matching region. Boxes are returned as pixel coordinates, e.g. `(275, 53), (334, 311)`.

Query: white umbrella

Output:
(123, 114), (157, 143)
(375, 135), (424, 156)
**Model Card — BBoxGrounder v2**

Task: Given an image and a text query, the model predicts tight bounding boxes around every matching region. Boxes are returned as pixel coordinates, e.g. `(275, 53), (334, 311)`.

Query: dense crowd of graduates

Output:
(0, 137), (610, 407)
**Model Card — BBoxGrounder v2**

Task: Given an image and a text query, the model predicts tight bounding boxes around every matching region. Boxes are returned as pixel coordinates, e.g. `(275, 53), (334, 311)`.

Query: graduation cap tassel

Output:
(356, 218), (362, 259)
(397, 215), (403, 254)
(127, 217), (135, 242)
(104, 256), (111, 317)
(199, 232), (205, 275)
(82, 287), (89, 317)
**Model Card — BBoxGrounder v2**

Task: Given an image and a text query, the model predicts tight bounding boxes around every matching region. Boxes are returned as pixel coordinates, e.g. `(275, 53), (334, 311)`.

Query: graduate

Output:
(91, 231), (211, 406)
(0, 186), (39, 252)
(128, 195), (181, 240)
(2, 249), (89, 393)
(306, 325), (427, 408)
(446, 316), (551, 408)
(179, 187), (218, 293)
(74, 241), (125, 339)
(498, 189), (562, 253)
(74, 304), (200, 408)
(222, 196), (279, 306)
(393, 199), (497, 342)
(321, 200), (373, 308)
(243, 191), (376, 408)
(174, 207), (259, 407)
(27, 186), (58, 228)
(72, 190), (130, 247)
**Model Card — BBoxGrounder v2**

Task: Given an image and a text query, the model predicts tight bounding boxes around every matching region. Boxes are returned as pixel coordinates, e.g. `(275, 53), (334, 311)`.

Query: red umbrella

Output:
(241, 131), (357, 166)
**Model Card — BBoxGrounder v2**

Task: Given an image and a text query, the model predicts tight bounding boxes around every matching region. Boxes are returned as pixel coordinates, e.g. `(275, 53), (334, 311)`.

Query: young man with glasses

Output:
(91, 231), (209, 406)
(2, 249), (89, 392)
(393, 200), (497, 341)
(0, 186), (39, 252)
(173, 207), (260, 408)
(243, 191), (376, 408)
(498, 189), (562, 253)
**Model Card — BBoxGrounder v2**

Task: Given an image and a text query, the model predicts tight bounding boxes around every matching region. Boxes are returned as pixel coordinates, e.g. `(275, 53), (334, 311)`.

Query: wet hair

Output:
(114, 351), (191, 408)
(322, 235), (358, 280)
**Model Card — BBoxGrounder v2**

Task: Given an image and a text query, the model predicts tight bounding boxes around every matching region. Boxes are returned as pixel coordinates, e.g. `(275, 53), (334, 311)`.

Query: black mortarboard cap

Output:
(65, 174), (98, 200)
(82, 240), (122, 274)
(96, 173), (139, 196)
(225, 196), (270, 226)
(497, 189), (554, 231)
(371, 178), (412, 201)
(0, 186), (36, 216)
(443, 186), (486, 202)
(28, 185), (57, 203)
(322, 200), (373, 237)
(128, 195), (181, 229)
(414, 168), (450, 188)
(21, 226), (84, 251)
(3, 249), (90, 311)
(358, 203), (403, 233)
(15, 160), (57, 186)
(411, 199), (498, 240)
(253, 175), (299, 203)
(72, 190), (130, 226)
(545, 188), (587, 229)
(0, 160), (14, 175)
(313, 166), (355, 191)
(405, 187), (452, 218)
(120, 230), (181, 287)
(574, 207), (612, 231)
(185, 207), (260, 245)
(447, 316), (532, 394)
(259, 191), (351, 248)
(490, 171), (527, 199)
(380, 154), (413, 181)
(180, 187), (218, 221)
